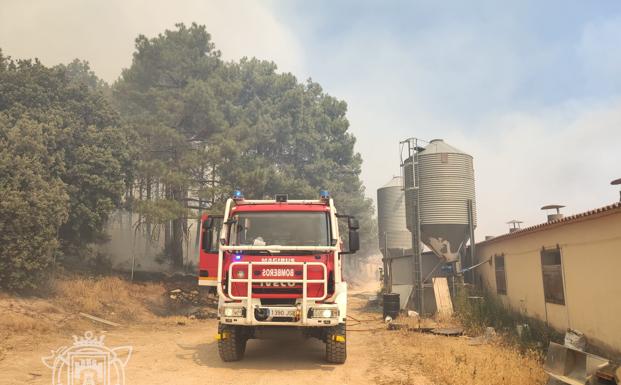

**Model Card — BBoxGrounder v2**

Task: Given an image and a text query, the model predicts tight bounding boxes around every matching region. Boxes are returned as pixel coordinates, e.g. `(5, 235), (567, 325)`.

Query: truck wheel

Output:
(218, 323), (246, 362)
(325, 323), (347, 364)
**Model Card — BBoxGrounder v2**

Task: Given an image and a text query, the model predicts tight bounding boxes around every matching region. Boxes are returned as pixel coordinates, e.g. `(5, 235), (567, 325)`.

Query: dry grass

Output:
(373, 329), (547, 385)
(0, 311), (53, 333)
(53, 276), (167, 322)
(0, 294), (62, 333)
(0, 294), (65, 359)
(0, 275), (208, 366)
(0, 275), (169, 357)
(454, 286), (563, 356)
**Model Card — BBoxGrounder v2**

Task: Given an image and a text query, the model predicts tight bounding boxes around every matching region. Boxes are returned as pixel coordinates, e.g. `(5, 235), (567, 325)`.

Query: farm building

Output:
(474, 202), (621, 358)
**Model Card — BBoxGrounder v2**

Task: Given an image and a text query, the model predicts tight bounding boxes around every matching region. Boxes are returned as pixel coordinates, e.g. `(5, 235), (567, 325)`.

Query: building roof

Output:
(478, 202), (621, 245)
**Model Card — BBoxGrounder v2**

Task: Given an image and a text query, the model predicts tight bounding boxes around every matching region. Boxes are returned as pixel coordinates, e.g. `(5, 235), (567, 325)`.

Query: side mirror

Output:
(348, 229), (360, 253)
(348, 217), (359, 230)
(338, 214), (360, 254)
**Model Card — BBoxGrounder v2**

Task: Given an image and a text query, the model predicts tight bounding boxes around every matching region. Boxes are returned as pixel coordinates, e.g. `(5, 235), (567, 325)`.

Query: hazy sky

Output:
(1, 0), (621, 238)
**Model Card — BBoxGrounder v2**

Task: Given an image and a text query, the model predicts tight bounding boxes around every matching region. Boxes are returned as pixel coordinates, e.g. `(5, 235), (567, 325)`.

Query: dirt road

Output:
(1, 290), (430, 385)
(0, 286), (547, 385)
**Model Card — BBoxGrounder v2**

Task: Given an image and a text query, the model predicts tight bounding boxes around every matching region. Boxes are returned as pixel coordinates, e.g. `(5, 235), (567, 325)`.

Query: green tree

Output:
(0, 52), (131, 286)
(211, 60), (376, 255)
(115, 24), (376, 266)
(0, 116), (68, 289)
(114, 23), (226, 267)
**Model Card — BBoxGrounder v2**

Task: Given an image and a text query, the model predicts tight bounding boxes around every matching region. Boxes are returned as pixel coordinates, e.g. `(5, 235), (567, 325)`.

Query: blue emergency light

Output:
(232, 190), (244, 200)
(319, 190), (330, 199)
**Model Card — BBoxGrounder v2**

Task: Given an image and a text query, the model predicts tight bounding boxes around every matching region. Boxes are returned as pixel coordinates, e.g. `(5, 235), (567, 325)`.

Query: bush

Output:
(0, 119), (69, 290)
(0, 54), (131, 289)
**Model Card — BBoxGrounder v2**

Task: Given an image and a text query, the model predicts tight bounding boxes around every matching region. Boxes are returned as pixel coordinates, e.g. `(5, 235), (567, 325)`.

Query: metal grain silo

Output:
(403, 139), (476, 262)
(377, 176), (412, 258)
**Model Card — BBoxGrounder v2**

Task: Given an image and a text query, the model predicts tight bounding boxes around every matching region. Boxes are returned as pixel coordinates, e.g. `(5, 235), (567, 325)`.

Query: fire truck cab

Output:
(198, 190), (359, 363)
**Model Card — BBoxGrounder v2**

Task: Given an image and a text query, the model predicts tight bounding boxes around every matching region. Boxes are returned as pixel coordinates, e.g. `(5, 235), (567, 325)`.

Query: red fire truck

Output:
(198, 190), (359, 363)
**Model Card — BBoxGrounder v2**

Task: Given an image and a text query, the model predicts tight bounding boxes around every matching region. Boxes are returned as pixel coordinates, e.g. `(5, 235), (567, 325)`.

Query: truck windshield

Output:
(229, 211), (330, 247)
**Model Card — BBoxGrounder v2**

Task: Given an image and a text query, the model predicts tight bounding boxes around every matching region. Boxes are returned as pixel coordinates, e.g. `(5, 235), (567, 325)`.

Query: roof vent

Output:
(506, 219), (523, 233)
(541, 204), (565, 222)
(611, 178), (621, 202)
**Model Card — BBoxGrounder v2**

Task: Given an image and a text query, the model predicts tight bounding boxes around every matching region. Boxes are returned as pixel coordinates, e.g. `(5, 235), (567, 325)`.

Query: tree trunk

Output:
(170, 186), (186, 269)
(145, 177), (152, 257)
(171, 216), (184, 268)
(164, 184), (171, 258)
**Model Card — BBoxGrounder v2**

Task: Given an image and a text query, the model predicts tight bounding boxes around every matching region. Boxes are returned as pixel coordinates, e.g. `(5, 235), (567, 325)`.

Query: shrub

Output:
(0, 119), (69, 290)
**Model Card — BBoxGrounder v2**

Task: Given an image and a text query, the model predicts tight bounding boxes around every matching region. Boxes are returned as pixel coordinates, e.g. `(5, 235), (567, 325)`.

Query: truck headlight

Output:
(222, 307), (245, 317)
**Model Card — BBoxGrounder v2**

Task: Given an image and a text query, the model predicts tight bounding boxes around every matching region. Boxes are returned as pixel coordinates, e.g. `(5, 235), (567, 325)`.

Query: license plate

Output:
(271, 309), (296, 317)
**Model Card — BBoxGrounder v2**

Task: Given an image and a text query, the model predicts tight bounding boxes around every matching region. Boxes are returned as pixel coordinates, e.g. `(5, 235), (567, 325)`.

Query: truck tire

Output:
(325, 323), (347, 364)
(218, 323), (246, 362)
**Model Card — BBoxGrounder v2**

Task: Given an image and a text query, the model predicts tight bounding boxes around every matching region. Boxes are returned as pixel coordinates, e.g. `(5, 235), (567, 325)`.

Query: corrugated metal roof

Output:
(479, 202), (621, 245)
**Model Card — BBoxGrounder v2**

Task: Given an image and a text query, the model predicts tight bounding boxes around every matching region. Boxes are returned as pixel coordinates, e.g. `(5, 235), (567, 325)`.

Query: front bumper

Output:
(219, 300), (342, 326)
(219, 281), (347, 327)
(219, 260), (347, 326)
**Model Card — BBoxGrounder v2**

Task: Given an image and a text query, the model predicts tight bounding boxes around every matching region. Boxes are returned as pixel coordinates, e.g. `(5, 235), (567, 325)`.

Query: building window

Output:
(541, 247), (565, 305)
(494, 255), (507, 295)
